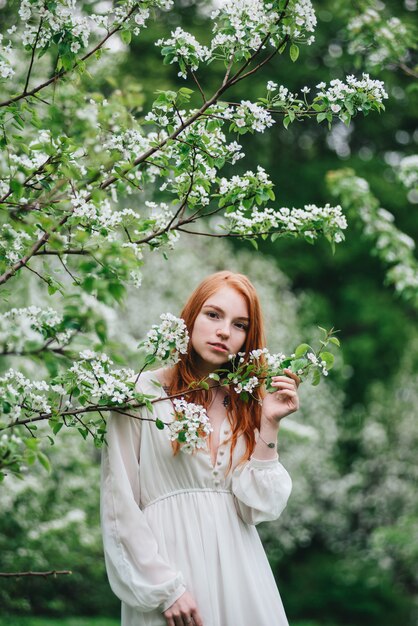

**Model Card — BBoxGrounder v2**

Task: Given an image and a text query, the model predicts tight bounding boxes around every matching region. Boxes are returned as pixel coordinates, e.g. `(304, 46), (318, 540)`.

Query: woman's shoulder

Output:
(135, 367), (171, 395)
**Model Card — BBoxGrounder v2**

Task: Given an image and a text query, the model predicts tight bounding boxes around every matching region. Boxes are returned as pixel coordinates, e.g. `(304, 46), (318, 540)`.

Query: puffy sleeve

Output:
(231, 455), (292, 526)
(100, 407), (186, 613)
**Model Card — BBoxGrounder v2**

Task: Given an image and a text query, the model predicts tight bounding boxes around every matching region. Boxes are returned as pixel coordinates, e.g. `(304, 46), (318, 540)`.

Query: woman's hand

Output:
(163, 590), (203, 626)
(261, 369), (300, 424)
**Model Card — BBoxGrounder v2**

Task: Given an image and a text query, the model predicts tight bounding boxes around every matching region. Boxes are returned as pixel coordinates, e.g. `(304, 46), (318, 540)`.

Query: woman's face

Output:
(190, 286), (249, 376)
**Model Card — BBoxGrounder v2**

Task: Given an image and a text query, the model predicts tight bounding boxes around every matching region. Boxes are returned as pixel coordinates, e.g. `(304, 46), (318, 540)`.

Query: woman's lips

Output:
(208, 342), (228, 353)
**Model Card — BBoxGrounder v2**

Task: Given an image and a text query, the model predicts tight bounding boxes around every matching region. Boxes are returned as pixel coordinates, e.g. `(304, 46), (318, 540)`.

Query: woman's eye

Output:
(206, 311), (219, 319)
(235, 322), (248, 331)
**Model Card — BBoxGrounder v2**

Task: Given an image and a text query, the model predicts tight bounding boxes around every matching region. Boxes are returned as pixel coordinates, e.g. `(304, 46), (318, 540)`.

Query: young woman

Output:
(101, 271), (300, 626)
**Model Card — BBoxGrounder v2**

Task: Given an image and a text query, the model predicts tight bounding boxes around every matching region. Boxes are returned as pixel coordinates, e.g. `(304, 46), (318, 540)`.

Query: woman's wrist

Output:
(252, 418), (280, 459)
(260, 415), (280, 436)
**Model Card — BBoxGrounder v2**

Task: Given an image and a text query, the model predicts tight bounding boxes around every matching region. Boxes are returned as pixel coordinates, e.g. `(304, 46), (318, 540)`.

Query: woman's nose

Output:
(216, 325), (230, 339)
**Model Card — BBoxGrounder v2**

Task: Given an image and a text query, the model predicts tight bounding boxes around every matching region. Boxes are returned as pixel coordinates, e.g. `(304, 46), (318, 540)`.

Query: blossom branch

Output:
(0, 4), (140, 108)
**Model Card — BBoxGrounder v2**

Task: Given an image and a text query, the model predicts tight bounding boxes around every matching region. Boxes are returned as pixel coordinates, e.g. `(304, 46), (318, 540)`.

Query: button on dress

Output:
(100, 369), (292, 626)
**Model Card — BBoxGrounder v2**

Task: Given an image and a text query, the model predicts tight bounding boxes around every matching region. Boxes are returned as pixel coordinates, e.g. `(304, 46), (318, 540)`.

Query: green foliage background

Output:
(0, 0), (417, 624)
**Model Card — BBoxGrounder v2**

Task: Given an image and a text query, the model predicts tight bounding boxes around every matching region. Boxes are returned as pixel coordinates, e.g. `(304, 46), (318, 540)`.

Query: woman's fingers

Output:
(283, 368), (301, 386)
(271, 379), (296, 387)
(191, 608), (204, 626)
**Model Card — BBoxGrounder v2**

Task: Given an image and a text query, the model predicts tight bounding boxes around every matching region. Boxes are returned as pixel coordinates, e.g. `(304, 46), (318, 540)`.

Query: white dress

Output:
(100, 369), (292, 626)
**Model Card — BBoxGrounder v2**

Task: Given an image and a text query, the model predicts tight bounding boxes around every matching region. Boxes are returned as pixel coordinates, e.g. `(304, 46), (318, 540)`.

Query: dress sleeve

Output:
(100, 406), (186, 613)
(231, 455), (292, 526)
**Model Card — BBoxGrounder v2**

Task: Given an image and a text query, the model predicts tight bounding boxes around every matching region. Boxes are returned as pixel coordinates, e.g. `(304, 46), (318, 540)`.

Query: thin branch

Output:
(1, 383), (222, 431)
(229, 35), (289, 89)
(34, 248), (89, 256)
(0, 5), (140, 108)
(190, 71), (206, 103)
(0, 570), (72, 578)
(397, 62), (418, 79)
(23, 262), (51, 286)
(57, 253), (80, 284)
(227, 0), (291, 87)
(23, 17), (44, 94)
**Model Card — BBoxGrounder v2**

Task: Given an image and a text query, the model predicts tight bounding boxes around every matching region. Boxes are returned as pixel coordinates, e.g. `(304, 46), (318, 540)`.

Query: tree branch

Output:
(0, 570), (72, 578)
(0, 5), (140, 108)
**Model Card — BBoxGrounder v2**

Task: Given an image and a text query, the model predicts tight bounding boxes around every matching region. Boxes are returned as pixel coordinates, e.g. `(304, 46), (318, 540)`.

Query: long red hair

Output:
(167, 271), (267, 467)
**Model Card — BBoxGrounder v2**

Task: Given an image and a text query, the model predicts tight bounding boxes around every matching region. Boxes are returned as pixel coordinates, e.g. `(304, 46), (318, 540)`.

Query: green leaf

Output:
(95, 320), (107, 343)
(312, 369), (321, 386)
(51, 421), (64, 435)
(289, 358), (307, 372)
(294, 343), (311, 358)
(290, 44), (299, 62)
(319, 351), (334, 369)
(155, 418), (165, 430)
(37, 451), (52, 473)
(121, 30), (132, 45)
(329, 336), (341, 347)
(108, 282), (125, 302)
(200, 380), (209, 390)
(240, 391), (249, 403)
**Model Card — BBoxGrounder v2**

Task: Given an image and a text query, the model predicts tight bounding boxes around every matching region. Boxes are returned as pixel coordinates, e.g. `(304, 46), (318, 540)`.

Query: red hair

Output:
(168, 271), (267, 468)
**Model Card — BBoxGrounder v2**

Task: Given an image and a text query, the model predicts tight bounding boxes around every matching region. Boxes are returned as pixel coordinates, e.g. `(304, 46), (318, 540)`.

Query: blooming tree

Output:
(325, 0), (418, 309)
(2, 0), (390, 484)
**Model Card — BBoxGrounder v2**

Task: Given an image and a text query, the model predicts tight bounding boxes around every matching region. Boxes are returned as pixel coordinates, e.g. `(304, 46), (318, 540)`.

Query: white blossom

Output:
(142, 313), (189, 365)
(169, 398), (213, 453)
(398, 155), (418, 191)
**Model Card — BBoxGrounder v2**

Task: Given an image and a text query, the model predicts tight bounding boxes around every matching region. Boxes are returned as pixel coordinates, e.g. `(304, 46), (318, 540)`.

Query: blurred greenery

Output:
(0, 619), (342, 626)
(0, 0), (417, 625)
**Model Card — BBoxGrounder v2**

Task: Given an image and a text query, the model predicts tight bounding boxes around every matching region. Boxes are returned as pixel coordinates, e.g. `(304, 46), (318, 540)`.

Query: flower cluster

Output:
(156, 27), (210, 79)
(6, 0), (174, 80)
(141, 313), (189, 365)
(315, 74), (388, 116)
(0, 306), (70, 355)
(290, 0), (317, 38)
(225, 202), (347, 244)
(68, 351), (136, 404)
(0, 369), (51, 421)
(218, 166), (275, 210)
(69, 190), (139, 233)
(398, 155), (418, 192)
(0, 432), (26, 480)
(143, 201), (181, 250)
(0, 32), (14, 79)
(306, 352), (329, 376)
(19, 0), (91, 55)
(103, 129), (152, 162)
(210, 0), (281, 58)
(210, 0), (316, 64)
(234, 376), (260, 395)
(327, 170), (418, 307)
(223, 330), (338, 398)
(0, 225), (32, 267)
(168, 398), (213, 454)
(229, 101), (275, 134)
(347, 8), (413, 68)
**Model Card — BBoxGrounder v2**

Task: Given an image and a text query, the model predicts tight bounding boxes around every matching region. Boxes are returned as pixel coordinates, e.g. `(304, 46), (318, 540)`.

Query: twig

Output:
(23, 17), (44, 94)
(0, 570), (72, 578)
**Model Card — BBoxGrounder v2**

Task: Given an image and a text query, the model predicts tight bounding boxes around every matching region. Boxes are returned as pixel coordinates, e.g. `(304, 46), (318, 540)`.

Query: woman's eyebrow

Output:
(203, 304), (249, 321)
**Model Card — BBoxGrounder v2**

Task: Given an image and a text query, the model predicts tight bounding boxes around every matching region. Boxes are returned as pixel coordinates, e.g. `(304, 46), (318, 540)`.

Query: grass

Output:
(0, 618), (343, 626)
(0, 619), (119, 626)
